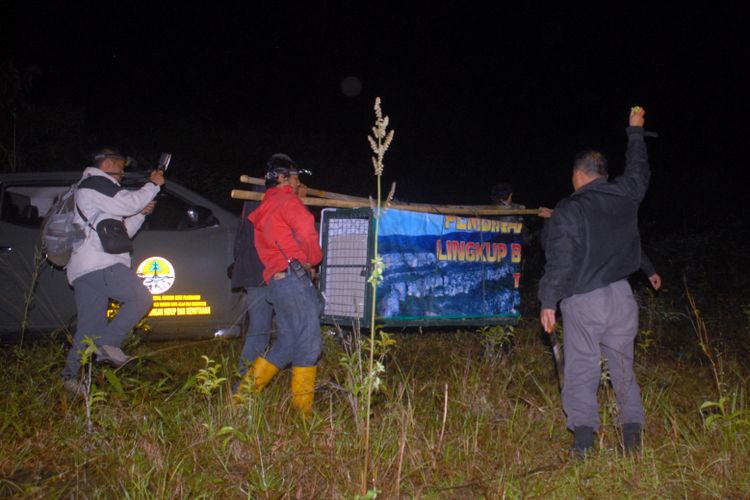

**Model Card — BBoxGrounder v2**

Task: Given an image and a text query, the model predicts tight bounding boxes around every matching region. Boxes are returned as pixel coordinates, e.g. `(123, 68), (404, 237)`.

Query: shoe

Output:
(251, 357), (279, 393)
(622, 423), (642, 453)
(95, 345), (133, 367)
(291, 366), (317, 415)
(571, 426), (594, 459)
(63, 378), (85, 397)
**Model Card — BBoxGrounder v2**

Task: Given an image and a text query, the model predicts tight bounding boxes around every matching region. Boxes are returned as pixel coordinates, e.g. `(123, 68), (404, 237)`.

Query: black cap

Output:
(265, 153), (312, 179)
(93, 148), (132, 167)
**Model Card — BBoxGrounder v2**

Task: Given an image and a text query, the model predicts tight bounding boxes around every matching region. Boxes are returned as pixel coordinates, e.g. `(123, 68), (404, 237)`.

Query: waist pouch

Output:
(95, 218), (133, 254)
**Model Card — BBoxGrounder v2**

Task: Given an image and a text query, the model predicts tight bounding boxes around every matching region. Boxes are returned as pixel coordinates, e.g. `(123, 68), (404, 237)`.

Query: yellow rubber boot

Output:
(291, 366), (317, 415)
(252, 357), (279, 392)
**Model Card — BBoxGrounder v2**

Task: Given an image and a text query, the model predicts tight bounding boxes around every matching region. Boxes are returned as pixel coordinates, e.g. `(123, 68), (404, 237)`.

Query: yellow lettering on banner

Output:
(511, 243), (522, 263)
(496, 243), (508, 260)
(434, 239), (525, 264)
(486, 242), (497, 262)
(454, 241), (465, 261)
(498, 222), (523, 234)
(442, 215), (524, 235)
(465, 242), (476, 262)
(436, 240), (449, 261)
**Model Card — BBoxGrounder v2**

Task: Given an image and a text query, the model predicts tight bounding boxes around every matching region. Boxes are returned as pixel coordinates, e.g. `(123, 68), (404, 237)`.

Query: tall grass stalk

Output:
(684, 277), (724, 398)
(362, 96), (394, 493)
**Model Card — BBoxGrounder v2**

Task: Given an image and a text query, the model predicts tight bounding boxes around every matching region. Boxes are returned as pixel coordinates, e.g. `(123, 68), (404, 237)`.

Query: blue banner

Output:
(376, 209), (523, 321)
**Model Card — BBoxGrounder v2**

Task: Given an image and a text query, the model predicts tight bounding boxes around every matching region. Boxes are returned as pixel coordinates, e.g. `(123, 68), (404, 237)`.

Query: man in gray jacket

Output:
(62, 149), (164, 393)
(538, 107), (650, 457)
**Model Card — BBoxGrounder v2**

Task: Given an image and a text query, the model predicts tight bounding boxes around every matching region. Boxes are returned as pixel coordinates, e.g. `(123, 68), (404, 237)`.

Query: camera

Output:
(157, 153), (172, 172)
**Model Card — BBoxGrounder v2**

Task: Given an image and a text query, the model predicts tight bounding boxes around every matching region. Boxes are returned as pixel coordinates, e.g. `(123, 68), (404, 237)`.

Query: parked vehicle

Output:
(0, 171), (244, 341)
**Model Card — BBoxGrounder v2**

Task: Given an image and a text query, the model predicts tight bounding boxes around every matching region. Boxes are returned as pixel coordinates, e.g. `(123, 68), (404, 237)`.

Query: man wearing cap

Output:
(538, 107), (650, 457)
(238, 153), (323, 414)
(62, 148), (164, 394)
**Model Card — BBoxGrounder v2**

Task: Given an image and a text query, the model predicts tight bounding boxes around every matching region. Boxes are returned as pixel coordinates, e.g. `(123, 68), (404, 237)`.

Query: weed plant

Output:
(2, 295), (750, 497)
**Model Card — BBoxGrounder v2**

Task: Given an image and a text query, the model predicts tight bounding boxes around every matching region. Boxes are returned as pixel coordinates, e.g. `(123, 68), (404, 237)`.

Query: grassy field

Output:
(2, 279), (749, 499)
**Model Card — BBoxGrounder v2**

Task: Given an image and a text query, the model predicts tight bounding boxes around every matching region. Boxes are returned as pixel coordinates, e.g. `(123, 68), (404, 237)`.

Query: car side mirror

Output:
(180, 205), (219, 230)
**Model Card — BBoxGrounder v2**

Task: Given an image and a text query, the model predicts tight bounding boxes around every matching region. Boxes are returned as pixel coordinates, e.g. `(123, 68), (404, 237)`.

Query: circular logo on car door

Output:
(136, 256), (176, 294)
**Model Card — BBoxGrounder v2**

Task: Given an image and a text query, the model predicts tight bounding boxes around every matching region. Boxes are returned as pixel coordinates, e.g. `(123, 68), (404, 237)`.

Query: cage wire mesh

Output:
(320, 213), (370, 321)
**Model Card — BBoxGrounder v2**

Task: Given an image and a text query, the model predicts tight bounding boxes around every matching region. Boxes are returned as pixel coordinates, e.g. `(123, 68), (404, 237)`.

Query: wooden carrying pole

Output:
(231, 187), (540, 216)
(239, 175), (368, 203)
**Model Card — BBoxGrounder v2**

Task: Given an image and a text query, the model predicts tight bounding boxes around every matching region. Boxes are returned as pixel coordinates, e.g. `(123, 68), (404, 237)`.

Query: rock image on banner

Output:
(376, 209), (522, 320)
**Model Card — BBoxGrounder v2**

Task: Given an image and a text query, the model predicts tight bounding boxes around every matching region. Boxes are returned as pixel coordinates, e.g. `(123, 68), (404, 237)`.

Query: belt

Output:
(272, 271), (287, 280)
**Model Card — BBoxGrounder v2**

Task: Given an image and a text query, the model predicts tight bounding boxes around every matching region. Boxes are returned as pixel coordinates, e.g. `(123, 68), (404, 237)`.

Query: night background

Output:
(3, 4), (748, 228)
(4, 5), (750, 496)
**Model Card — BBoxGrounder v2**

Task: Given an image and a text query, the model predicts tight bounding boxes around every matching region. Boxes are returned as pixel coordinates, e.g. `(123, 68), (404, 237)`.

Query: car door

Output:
(0, 179), (78, 338)
(126, 180), (244, 339)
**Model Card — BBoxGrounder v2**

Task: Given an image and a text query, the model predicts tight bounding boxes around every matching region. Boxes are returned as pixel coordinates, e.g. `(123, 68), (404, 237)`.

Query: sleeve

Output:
(235, 202), (252, 260)
(107, 183), (161, 217)
(124, 213), (146, 237)
(613, 126), (651, 202)
(77, 180), (161, 219)
(640, 249), (657, 277)
(282, 198), (323, 266)
(537, 202), (580, 309)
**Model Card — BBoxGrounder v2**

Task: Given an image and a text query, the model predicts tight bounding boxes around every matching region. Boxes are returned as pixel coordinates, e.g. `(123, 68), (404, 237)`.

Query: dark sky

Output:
(4, 3), (749, 224)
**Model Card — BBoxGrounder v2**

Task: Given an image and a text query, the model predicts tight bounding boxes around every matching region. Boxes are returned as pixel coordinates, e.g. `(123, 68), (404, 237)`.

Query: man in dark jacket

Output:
(230, 197), (274, 394)
(538, 106), (650, 457)
(539, 209), (662, 291)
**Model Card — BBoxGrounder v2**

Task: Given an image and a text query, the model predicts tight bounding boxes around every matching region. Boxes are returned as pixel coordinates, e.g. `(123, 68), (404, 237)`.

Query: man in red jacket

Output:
(240, 153), (323, 414)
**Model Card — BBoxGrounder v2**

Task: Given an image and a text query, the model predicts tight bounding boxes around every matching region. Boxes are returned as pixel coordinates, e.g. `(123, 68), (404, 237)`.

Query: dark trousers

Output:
(237, 285), (274, 375)
(560, 280), (645, 431)
(265, 272), (321, 368)
(62, 264), (152, 380)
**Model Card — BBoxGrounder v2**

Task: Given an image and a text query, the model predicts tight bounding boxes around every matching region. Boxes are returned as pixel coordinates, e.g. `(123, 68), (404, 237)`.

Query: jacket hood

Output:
(248, 185), (292, 231)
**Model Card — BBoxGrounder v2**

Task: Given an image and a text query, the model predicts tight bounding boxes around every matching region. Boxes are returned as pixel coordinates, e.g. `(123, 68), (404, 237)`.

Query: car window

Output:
(1, 184), (71, 228)
(142, 191), (193, 231)
(0, 180), (217, 231)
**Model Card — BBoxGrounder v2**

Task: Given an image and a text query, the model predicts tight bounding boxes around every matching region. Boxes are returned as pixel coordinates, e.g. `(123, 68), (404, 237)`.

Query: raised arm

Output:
(616, 106), (651, 202)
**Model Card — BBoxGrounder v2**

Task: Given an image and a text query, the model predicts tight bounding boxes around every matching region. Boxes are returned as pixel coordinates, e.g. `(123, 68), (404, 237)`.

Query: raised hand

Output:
(149, 170), (166, 186)
(630, 106), (646, 127)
